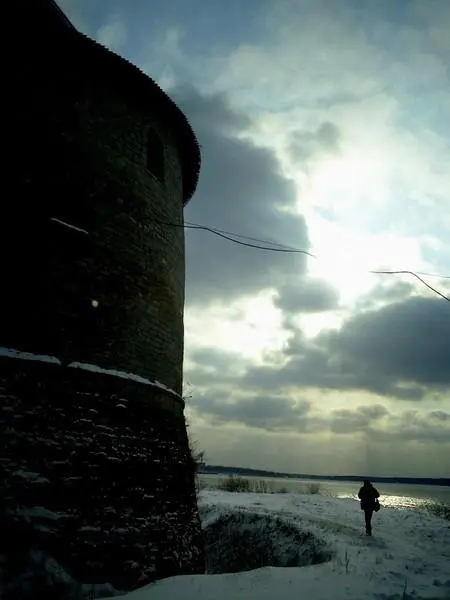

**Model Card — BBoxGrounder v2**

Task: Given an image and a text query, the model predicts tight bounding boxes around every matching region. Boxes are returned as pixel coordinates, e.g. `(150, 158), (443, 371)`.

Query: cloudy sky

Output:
(59, 0), (450, 478)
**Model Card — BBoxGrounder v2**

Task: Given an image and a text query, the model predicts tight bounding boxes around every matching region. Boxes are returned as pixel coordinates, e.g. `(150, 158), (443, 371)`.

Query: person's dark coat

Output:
(358, 480), (380, 510)
(358, 480), (380, 535)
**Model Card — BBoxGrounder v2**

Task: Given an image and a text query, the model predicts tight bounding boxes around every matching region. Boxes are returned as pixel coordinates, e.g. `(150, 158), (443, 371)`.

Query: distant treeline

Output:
(198, 465), (450, 487)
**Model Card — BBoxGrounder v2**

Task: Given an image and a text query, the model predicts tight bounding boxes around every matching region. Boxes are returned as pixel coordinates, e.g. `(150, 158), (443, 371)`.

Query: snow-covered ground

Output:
(120, 489), (450, 600)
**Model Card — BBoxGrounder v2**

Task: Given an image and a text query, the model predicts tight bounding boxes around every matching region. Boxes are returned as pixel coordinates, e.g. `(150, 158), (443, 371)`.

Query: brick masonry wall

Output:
(1, 31), (204, 594)
(0, 360), (205, 593)
(5, 65), (186, 393)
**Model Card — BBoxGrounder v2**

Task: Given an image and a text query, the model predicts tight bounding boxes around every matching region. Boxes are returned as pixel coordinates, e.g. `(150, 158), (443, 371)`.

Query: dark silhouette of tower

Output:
(1, 0), (204, 594)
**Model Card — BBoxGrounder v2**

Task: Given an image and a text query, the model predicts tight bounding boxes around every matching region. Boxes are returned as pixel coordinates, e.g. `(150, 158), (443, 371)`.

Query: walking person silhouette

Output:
(358, 480), (380, 536)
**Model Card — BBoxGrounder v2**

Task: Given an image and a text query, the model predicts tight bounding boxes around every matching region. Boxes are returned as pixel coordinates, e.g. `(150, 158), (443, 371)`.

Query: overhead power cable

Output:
(184, 220), (306, 252)
(156, 219), (450, 302)
(367, 270), (449, 302)
(183, 222), (317, 257)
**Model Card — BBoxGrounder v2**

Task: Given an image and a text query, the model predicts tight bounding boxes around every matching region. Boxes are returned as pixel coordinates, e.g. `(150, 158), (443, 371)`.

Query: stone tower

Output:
(1, 0), (203, 594)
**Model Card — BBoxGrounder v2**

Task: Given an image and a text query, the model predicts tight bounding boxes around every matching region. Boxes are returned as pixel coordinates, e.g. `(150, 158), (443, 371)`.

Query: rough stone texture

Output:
(1, 0), (204, 594)
(5, 70), (186, 392)
(0, 360), (205, 593)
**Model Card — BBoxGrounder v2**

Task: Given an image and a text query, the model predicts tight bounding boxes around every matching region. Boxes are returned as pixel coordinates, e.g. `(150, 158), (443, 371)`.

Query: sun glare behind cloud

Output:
(304, 213), (428, 305)
(304, 151), (389, 213)
(186, 292), (289, 363)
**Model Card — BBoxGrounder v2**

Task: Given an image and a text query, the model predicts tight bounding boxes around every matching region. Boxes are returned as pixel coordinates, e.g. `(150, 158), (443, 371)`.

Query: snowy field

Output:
(120, 489), (450, 600)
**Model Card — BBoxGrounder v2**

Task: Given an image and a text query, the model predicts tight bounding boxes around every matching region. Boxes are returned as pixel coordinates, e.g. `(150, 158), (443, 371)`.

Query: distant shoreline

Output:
(198, 465), (450, 487)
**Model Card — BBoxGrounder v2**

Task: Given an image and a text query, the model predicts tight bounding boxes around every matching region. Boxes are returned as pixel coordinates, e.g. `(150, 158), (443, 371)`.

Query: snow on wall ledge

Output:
(0, 346), (181, 399)
(0, 354), (204, 593)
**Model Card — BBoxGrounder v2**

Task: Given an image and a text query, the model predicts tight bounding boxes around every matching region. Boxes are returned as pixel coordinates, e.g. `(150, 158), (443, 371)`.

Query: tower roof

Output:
(22, 0), (201, 204)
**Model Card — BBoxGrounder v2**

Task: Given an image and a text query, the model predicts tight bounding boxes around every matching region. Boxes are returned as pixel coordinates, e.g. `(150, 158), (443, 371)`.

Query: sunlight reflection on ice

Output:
(337, 492), (430, 511)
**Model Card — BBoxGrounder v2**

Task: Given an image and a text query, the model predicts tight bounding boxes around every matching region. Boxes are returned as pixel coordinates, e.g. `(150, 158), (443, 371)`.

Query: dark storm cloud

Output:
(324, 296), (450, 388)
(366, 409), (450, 444)
(357, 405), (391, 419)
(189, 346), (243, 373)
(187, 381), (450, 442)
(184, 365), (235, 389)
(429, 410), (450, 422)
(274, 278), (340, 313)
(354, 280), (414, 311)
(185, 340), (449, 441)
(189, 392), (312, 431)
(184, 346), (245, 395)
(184, 347), (243, 388)
(328, 407), (450, 443)
(330, 405), (389, 434)
(172, 87), (310, 305)
(241, 336), (425, 400)
(240, 296), (449, 400)
(185, 295), (447, 402)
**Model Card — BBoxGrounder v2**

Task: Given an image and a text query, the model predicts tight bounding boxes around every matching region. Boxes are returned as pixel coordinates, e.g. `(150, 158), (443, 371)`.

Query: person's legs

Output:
(364, 509), (373, 535)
